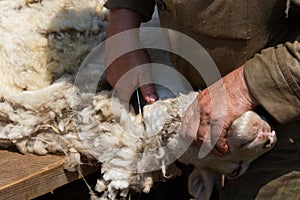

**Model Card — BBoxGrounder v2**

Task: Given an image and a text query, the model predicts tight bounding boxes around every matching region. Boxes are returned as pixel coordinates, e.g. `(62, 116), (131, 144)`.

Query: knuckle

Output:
(200, 108), (211, 120)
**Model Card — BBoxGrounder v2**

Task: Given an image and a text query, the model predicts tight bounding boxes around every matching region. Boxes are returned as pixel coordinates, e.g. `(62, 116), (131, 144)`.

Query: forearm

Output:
(244, 41), (300, 123)
(104, 8), (157, 103)
(105, 7), (152, 67)
(105, 8), (146, 65)
(104, 0), (155, 22)
(106, 9), (143, 38)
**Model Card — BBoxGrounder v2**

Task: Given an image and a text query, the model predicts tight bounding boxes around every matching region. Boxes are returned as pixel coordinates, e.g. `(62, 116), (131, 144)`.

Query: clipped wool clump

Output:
(0, 78), (190, 198)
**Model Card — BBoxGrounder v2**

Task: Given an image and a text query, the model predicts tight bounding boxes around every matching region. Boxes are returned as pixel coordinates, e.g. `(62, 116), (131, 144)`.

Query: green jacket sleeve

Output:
(244, 41), (300, 124)
(104, 0), (156, 22)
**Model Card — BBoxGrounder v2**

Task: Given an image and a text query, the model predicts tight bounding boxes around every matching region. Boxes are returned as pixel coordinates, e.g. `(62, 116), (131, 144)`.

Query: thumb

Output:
(140, 83), (158, 104)
(137, 64), (158, 104)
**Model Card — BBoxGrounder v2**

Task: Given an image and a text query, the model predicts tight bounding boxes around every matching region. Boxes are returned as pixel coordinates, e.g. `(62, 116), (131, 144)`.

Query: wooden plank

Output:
(0, 150), (100, 200)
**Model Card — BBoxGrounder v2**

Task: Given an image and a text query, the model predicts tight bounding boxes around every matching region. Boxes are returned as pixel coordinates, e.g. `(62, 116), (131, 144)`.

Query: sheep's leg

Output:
(188, 167), (219, 200)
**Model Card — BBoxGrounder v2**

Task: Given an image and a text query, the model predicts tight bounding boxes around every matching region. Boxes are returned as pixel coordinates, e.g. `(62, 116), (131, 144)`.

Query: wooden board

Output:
(0, 150), (99, 200)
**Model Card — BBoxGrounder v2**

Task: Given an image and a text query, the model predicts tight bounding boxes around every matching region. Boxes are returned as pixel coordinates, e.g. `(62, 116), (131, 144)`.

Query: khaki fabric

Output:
(156, 0), (288, 88)
(245, 41), (300, 123)
(256, 171), (300, 200)
(106, 0), (300, 122)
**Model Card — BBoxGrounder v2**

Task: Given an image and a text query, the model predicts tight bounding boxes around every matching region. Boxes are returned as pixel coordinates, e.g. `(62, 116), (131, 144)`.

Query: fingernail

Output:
(149, 94), (158, 103)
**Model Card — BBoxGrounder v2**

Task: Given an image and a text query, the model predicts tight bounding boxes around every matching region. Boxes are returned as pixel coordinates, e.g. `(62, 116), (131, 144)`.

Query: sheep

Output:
(0, 80), (276, 199)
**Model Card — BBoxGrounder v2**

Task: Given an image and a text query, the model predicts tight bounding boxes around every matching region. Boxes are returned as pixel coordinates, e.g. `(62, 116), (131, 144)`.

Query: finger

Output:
(135, 63), (158, 104)
(197, 128), (226, 157)
(197, 124), (215, 158)
(197, 119), (228, 157)
(114, 84), (136, 103)
(196, 107), (214, 158)
(212, 147), (225, 157)
(179, 99), (200, 143)
(215, 137), (229, 155)
(140, 83), (158, 104)
(194, 139), (203, 147)
(196, 116), (210, 145)
(113, 71), (137, 103)
(210, 123), (229, 155)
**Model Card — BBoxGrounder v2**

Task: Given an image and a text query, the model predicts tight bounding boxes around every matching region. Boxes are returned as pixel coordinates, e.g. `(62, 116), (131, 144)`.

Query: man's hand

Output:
(181, 66), (258, 156)
(105, 9), (158, 104)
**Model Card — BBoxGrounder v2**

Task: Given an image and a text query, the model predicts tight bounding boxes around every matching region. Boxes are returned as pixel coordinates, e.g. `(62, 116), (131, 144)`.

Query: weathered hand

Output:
(105, 49), (158, 103)
(181, 66), (258, 156)
(105, 9), (158, 104)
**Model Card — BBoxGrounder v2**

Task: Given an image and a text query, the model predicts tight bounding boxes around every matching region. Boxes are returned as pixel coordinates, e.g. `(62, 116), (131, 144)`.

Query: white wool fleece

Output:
(0, 0), (107, 92)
